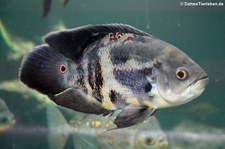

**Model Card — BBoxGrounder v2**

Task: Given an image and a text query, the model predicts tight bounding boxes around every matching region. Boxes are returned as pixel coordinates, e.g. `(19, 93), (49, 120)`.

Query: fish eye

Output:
(59, 64), (67, 74)
(145, 138), (154, 145)
(0, 116), (8, 123)
(176, 67), (188, 80)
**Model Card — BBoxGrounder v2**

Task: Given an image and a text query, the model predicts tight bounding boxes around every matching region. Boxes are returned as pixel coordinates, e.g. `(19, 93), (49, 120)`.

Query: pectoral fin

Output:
(113, 106), (157, 129)
(48, 87), (111, 116)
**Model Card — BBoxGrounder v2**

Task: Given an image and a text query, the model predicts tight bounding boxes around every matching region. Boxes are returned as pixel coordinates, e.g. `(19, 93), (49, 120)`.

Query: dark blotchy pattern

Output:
(88, 61), (95, 90)
(110, 43), (154, 65)
(110, 54), (130, 65)
(87, 44), (104, 102)
(113, 68), (152, 95)
(94, 61), (104, 101)
(140, 68), (153, 76)
(109, 90), (123, 103)
(76, 60), (88, 94)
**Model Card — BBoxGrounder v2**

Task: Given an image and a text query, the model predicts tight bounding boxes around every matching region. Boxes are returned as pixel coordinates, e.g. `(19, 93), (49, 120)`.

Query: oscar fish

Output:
(19, 24), (208, 129)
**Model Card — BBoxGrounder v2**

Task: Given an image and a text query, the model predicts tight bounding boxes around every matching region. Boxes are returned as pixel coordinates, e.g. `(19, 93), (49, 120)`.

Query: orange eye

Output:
(176, 67), (188, 80)
(59, 64), (67, 74)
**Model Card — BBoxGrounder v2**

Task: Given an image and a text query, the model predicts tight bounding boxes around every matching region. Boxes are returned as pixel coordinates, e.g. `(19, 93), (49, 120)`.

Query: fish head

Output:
(134, 129), (168, 149)
(0, 112), (16, 132)
(155, 44), (208, 107)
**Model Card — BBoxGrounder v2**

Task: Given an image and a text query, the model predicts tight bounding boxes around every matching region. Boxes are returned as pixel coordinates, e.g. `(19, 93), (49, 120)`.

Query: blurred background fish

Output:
(0, 98), (16, 133)
(167, 120), (225, 149)
(186, 103), (218, 115)
(43, 0), (70, 17)
(47, 105), (168, 149)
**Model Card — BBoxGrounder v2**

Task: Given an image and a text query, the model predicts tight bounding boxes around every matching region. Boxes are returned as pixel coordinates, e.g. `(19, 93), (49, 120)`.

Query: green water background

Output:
(0, 0), (225, 148)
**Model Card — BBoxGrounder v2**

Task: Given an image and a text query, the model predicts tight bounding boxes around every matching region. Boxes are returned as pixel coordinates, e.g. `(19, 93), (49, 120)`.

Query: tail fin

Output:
(46, 105), (72, 149)
(19, 44), (70, 95)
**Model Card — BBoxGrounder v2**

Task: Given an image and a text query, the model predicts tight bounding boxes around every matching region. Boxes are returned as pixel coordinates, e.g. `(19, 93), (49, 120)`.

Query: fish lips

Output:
(190, 75), (209, 89)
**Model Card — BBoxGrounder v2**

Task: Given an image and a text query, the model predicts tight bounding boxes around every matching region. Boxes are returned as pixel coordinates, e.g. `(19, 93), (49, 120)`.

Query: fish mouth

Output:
(199, 76), (209, 85)
(158, 75), (209, 107)
(189, 76), (209, 88)
(184, 75), (208, 103)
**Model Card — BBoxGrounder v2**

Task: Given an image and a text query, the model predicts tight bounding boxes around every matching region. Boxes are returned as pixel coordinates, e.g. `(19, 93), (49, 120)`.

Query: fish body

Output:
(47, 105), (168, 149)
(0, 98), (16, 132)
(19, 24), (208, 129)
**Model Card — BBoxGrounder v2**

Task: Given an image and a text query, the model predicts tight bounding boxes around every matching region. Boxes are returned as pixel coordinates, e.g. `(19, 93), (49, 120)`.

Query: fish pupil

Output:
(178, 71), (184, 78)
(145, 83), (152, 93)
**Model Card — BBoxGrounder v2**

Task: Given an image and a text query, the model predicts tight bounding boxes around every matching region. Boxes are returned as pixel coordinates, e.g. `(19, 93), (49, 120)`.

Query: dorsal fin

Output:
(44, 24), (150, 60)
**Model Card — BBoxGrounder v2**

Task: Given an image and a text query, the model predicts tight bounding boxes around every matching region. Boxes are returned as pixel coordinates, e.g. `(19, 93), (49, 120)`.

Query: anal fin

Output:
(48, 87), (112, 116)
(113, 106), (157, 129)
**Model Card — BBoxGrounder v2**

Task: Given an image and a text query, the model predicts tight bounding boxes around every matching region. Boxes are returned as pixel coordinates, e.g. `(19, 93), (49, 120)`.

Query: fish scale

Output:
(100, 38), (145, 109)
(78, 35), (146, 109)
(97, 44), (130, 109)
